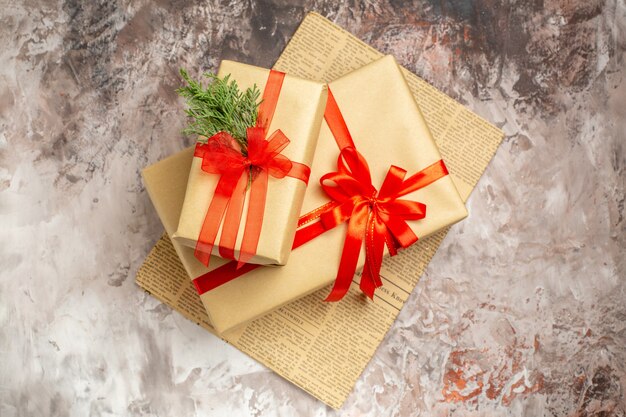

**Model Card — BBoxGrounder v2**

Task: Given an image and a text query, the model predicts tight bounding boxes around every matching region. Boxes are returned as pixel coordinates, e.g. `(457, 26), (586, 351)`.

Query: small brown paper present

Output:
(172, 61), (327, 266)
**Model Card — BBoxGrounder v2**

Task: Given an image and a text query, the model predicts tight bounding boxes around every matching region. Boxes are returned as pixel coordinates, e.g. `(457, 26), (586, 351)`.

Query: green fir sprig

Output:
(177, 69), (261, 151)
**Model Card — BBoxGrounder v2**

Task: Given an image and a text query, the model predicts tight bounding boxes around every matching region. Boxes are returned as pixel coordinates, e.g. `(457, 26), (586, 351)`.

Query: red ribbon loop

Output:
(192, 70), (310, 268)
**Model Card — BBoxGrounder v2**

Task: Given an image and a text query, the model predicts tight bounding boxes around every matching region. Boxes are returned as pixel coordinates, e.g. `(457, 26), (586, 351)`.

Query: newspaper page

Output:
(136, 12), (503, 409)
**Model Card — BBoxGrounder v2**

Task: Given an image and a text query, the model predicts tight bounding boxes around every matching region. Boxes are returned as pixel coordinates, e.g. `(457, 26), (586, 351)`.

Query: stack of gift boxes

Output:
(143, 55), (467, 336)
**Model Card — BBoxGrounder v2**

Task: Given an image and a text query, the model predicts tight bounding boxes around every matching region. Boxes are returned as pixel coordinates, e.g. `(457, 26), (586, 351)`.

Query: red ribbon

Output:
(193, 70), (310, 268)
(193, 88), (449, 302)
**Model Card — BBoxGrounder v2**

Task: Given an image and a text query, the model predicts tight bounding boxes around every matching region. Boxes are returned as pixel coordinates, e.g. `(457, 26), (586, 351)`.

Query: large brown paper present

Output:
(172, 60), (327, 266)
(138, 12), (504, 409)
(197, 55), (468, 334)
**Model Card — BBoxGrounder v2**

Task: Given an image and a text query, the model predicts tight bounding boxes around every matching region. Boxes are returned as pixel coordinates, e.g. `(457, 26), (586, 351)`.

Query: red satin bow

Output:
(317, 146), (448, 301)
(193, 70), (310, 268)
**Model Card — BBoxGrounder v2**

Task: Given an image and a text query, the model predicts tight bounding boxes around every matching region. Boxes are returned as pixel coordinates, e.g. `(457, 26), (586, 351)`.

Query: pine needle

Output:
(177, 68), (261, 151)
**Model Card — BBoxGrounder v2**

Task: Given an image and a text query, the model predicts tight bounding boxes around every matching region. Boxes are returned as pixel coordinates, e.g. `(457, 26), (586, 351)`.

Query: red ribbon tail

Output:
(383, 215), (420, 249)
(218, 171), (249, 260)
(325, 204), (368, 302)
(237, 169), (269, 267)
(359, 214), (386, 299)
(360, 263), (377, 300)
(193, 206), (334, 295)
(194, 173), (240, 266)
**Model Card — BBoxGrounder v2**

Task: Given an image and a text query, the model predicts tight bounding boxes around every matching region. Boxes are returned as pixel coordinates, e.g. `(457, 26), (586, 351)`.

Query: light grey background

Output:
(1, 1), (624, 416)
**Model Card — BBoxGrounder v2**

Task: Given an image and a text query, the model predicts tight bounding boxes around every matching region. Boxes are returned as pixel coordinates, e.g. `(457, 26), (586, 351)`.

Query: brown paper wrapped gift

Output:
(192, 55), (468, 334)
(172, 60), (327, 266)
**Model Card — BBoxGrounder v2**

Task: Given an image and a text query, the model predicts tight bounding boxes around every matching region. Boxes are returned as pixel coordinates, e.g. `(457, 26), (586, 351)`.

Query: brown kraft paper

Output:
(173, 60), (327, 266)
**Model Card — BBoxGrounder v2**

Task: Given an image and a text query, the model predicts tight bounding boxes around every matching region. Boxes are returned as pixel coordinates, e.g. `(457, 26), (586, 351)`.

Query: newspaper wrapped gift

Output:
(172, 61), (327, 266)
(195, 55), (468, 334)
